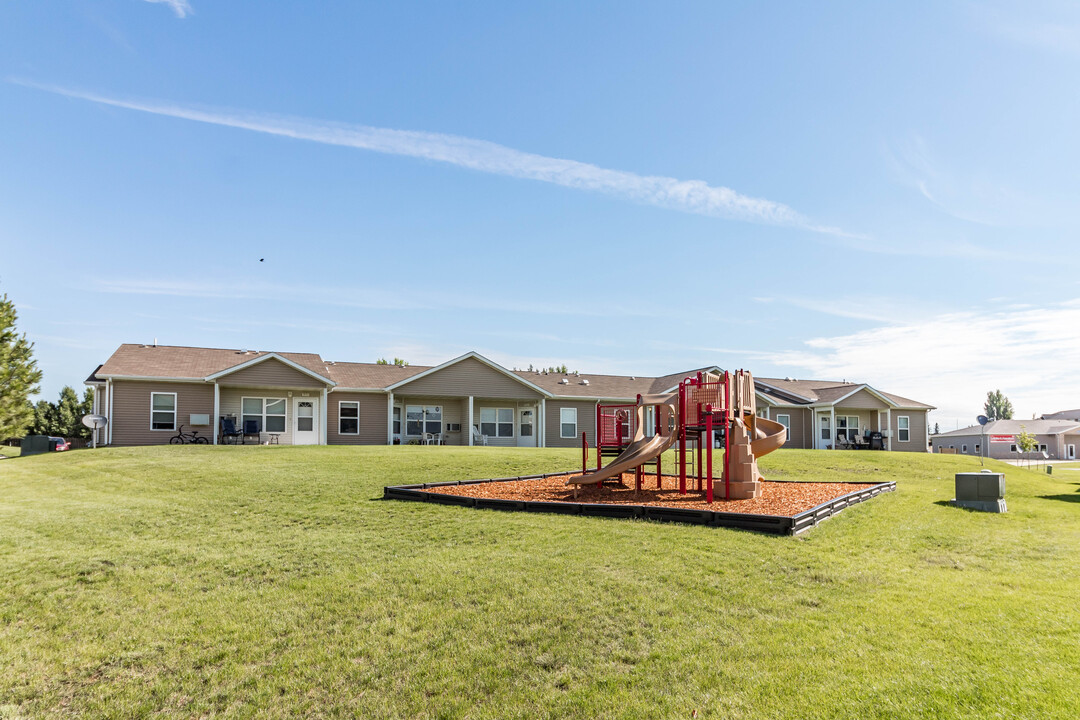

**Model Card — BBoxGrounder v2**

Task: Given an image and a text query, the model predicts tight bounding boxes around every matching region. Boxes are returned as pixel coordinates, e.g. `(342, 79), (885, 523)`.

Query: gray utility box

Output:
(20, 435), (58, 456)
(952, 471), (1007, 513)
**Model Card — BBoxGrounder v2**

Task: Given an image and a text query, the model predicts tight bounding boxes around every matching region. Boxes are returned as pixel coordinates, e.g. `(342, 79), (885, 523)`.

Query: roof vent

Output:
(580, 379), (589, 385)
(559, 378), (570, 384)
(630, 376), (636, 380)
(785, 377), (792, 382)
(574, 371), (579, 376)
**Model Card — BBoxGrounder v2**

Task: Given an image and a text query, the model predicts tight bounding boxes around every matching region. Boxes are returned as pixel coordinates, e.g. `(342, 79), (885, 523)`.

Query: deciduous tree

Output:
(984, 390), (1014, 421)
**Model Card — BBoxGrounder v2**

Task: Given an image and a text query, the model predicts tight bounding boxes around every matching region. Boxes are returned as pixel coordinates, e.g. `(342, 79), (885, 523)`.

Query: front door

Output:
(517, 408), (536, 447)
(293, 397), (319, 445)
(1069, 444), (1076, 460)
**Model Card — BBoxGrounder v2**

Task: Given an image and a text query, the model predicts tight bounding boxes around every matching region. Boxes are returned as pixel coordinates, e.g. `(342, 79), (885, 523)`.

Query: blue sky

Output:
(3, 1), (1079, 430)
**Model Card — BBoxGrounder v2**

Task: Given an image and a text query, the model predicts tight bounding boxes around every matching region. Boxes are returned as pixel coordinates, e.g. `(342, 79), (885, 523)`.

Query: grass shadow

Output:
(1039, 493), (1080, 504)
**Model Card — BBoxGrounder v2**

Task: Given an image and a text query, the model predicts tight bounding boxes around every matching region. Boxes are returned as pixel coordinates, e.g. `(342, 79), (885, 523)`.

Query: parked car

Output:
(48, 437), (70, 451)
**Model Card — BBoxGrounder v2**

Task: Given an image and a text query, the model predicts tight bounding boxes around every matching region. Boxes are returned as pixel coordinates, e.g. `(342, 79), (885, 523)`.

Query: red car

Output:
(48, 437), (70, 451)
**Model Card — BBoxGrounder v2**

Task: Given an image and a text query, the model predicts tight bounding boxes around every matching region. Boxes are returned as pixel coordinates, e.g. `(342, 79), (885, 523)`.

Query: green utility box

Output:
(952, 471), (1006, 513)
(20, 435), (58, 456)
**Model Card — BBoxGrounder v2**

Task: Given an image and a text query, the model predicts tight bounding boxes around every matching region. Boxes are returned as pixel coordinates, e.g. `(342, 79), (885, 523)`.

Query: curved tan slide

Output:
(750, 416), (787, 458)
(567, 397), (678, 487)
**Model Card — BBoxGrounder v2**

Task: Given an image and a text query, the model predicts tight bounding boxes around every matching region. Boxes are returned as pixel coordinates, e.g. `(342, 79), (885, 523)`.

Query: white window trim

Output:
(338, 400), (360, 435)
(560, 407), (578, 439)
(777, 414), (791, 429)
(897, 415), (910, 442)
(150, 392), (177, 431)
(962, 444), (968, 453)
(241, 396), (287, 434)
(479, 407), (515, 438)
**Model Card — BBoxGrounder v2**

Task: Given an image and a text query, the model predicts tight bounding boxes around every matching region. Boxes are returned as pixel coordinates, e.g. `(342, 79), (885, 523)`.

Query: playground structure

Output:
(568, 370), (787, 502)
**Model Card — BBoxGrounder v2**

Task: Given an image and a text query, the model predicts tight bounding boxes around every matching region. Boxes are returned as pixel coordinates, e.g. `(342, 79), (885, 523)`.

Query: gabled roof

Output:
(934, 419), (1080, 439)
(96, 344), (334, 382)
(204, 352), (336, 386)
(1042, 409), (1080, 422)
(754, 377), (934, 409)
(387, 352), (552, 396)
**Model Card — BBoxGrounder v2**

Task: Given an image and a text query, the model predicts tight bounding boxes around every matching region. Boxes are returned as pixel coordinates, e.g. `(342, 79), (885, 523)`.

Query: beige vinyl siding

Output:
(545, 400), (597, 448)
(839, 389), (890, 410)
(396, 357), (543, 399)
(110, 380), (214, 446)
(218, 358), (328, 389)
(775, 408), (811, 449)
(328, 392), (388, 445)
(891, 411), (928, 452)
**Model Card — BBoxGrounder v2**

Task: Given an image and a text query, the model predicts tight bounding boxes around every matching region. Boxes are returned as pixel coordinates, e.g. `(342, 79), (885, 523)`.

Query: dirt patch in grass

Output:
(426, 473), (877, 517)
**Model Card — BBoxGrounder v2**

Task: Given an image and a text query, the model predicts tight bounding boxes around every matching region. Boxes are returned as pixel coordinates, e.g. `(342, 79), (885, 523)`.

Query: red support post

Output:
(679, 381), (687, 494)
(581, 431), (588, 475)
(705, 408), (714, 504)
(724, 372), (732, 500)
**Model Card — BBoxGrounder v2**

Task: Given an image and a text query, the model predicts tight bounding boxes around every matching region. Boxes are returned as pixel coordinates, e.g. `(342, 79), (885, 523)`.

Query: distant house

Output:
(931, 418), (1080, 460)
(85, 344), (934, 452)
(754, 378), (934, 452)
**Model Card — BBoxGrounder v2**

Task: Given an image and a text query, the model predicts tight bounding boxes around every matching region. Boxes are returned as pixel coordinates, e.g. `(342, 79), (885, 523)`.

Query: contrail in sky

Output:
(14, 79), (855, 236)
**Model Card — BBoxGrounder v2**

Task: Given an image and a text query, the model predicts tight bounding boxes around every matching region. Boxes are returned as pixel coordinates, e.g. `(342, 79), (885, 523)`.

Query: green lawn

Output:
(1, 447), (1078, 719)
(0, 445), (20, 458)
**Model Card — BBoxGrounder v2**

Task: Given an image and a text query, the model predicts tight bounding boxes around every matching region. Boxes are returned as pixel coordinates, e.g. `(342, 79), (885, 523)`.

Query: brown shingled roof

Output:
(326, 362), (431, 389)
(98, 344), (332, 381)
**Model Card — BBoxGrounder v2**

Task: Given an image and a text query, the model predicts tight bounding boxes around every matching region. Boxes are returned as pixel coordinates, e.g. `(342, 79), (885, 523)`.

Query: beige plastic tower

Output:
(717, 370), (787, 500)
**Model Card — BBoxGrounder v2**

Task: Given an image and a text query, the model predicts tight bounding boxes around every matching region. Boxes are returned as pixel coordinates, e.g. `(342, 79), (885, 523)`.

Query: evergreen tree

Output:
(0, 291), (42, 439)
(983, 390), (1014, 421)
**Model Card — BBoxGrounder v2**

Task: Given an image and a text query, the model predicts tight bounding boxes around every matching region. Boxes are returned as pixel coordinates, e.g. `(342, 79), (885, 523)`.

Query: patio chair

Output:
(471, 426), (488, 446)
(422, 432), (435, 445)
(220, 417), (242, 445)
(242, 419), (261, 444)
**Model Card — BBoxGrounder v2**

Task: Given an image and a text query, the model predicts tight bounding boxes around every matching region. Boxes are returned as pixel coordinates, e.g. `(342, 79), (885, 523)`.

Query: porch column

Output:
(387, 392), (394, 445)
(467, 396), (474, 446)
(539, 398), (546, 447)
(320, 388), (328, 445)
(886, 408), (892, 451)
(106, 378), (113, 446)
(830, 407), (836, 450)
(213, 382), (220, 445)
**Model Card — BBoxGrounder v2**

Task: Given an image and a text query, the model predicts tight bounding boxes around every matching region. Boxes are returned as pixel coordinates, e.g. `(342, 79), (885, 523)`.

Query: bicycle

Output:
(169, 425), (209, 445)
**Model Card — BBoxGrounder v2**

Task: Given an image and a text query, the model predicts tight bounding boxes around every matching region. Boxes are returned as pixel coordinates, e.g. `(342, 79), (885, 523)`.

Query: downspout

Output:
(106, 378), (113, 446)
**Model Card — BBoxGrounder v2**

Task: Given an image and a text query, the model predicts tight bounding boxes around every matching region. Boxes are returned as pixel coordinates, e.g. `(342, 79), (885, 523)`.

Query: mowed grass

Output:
(1, 447), (1079, 719)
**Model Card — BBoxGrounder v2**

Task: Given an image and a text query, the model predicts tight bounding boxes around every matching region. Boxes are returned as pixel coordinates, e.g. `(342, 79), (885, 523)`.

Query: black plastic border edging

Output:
(382, 477), (896, 536)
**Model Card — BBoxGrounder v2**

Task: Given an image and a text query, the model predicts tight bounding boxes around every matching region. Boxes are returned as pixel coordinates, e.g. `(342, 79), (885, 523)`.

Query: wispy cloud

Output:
(762, 299), (1080, 427)
(12, 80), (857, 236)
(92, 277), (660, 319)
(142, 0), (192, 19)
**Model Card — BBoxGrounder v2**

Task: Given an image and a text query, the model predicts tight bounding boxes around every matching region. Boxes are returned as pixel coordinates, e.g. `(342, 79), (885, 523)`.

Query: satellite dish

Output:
(82, 414), (108, 429)
(977, 415), (989, 426)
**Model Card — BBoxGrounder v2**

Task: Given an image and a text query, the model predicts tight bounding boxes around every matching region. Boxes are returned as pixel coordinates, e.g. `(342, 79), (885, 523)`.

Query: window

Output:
(1010, 444), (1018, 453)
(151, 392), (176, 430)
(560, 408), (578, 438)
(820, 416), (831, 441)
(405, 405), (441, 436)
(962, 444), (968, 453)
(1039, 444), (1048, 452)
(339, 401), (360, 435)
(777, 414), (791, 430)
(393, 406), (401, 435)
(480, 408), (514, 438)
(975, 444), (981, 454)
(242, 397), (286, 434)
(265, 399), (286, 433)
(897, 416), (910, 442)
(836, 416), (860, 441)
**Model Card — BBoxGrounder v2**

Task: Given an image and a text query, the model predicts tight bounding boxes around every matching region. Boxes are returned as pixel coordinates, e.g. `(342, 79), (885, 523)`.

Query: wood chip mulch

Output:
(425, 473), (877, 517)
